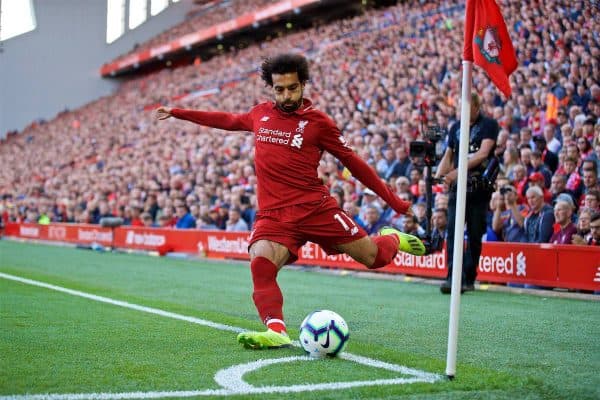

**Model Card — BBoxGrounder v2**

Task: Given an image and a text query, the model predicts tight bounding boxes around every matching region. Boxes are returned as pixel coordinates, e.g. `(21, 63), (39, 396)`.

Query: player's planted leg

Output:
(238, 253), (291, 349)
(237, 328), (292, 350)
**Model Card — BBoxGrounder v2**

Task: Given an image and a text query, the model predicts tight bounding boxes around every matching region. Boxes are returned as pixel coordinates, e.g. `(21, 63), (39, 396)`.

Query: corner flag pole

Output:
(445, 60), (472, 379)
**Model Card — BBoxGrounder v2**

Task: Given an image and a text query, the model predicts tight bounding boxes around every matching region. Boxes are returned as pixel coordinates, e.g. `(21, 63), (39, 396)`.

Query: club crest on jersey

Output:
(296, 120), (309, 133)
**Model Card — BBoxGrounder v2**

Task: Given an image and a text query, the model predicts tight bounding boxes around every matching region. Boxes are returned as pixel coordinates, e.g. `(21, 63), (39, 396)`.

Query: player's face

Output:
(272, 72), (304, 113)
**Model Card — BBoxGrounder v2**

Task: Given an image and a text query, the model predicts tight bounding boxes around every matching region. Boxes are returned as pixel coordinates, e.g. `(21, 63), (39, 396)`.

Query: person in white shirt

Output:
(226, 207), (249, 232)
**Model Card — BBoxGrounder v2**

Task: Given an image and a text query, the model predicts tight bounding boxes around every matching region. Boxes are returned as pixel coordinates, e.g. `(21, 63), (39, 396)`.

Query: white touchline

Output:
(0, 272), (442, 399)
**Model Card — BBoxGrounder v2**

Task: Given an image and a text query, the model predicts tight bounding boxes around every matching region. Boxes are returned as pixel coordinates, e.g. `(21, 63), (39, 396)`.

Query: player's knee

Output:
(250, 240), (289, 268)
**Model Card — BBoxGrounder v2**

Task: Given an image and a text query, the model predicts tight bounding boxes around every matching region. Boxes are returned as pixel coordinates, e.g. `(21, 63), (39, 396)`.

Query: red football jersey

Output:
(171, 99), (409, 214)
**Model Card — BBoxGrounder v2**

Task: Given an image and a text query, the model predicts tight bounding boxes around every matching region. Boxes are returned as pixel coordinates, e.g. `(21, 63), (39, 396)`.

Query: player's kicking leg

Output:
(380, 226), (426, 256)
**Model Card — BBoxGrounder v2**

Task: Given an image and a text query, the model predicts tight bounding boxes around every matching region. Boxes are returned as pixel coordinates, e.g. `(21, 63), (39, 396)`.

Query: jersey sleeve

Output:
(171, 108), (253, 131)
(318, 116), (410, 215)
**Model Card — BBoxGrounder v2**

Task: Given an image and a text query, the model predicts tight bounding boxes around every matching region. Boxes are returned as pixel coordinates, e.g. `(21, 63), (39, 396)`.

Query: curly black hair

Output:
(260, 53), (310, 87)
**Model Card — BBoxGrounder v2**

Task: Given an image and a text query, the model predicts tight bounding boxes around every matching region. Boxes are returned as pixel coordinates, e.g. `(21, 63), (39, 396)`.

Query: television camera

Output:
(409, 125), (446, 254)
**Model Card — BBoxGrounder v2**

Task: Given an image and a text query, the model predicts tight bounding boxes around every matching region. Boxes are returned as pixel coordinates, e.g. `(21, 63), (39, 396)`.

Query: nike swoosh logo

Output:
(321, 320), (334, 348)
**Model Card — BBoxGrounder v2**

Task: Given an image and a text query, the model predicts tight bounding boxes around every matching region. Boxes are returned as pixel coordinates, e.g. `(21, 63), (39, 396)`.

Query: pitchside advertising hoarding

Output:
(4, 223), (599, 291)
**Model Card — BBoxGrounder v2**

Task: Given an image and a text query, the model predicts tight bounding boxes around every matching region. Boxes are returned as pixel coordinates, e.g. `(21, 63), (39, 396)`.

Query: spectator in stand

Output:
(402, 214), (425, 239)
(430, 208), (448, 251)
(226, 207), (249, 232)
(532, 135), (558, 173)
(518, 127), (534, 149)
(393, 176), (411, 197)
(572, 207), (593, 246)
(363, 205), (385, 236)
(141, 212), (156, 227)
(581, 158), (598, 176)
(543, 124), (561, 154)
(530, 151), (552, 188)
(566, 142), (582, 166)
(92, 201), (114, 224)
(519, 145), (533, 176)
(384, 146), (412, 180)
(197, 214), (218, 230)
(550, 174), (575, 204)
(528, 172), (552, 204)
(512, 164), (528, 203)
(563, 156), (584, 201)
(581, 167), (600, 202)
(583, 190), (600, 213)
(359, 188), (383, 223)
(524, 186), (554, 243)
(175, 203), (196, 229)
(492, 185), (527, 243)
(577, 137), (593, 160)
(413, 201), (427, 231)
(216, 205), (230, 230)
(550, 198), (577, 244)
(129, 206), (144, 227)
(502, 147), (520, 181)
(376, 149), (395, 178)
(576, 212), (600, 246)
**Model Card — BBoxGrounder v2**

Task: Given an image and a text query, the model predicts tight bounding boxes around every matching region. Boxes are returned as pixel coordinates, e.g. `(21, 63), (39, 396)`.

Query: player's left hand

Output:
(155, 106), (173, 120)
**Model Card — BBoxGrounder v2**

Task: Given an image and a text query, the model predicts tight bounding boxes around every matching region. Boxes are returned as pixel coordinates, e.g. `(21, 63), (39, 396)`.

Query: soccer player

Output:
(156, 53), (425, 350)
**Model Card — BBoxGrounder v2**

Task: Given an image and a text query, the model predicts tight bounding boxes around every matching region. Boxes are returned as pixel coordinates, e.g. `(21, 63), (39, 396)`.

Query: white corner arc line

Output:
(0, 272), (244, 333)
(0, 272), (443, 399)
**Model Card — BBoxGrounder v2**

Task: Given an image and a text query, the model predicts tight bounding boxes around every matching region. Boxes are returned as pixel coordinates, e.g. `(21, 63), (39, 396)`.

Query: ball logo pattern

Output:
(299, 310), (349, 357)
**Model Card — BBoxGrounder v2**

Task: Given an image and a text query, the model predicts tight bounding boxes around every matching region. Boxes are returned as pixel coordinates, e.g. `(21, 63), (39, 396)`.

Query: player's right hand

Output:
(155, 106), (173, 120)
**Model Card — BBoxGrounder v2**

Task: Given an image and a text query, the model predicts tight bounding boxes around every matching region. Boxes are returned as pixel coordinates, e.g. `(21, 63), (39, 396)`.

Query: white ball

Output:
(299, 310), (350, 357)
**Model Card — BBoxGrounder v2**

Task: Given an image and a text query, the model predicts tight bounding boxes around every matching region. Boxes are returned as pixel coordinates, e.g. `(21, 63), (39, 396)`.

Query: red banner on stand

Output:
(3, 223), (599, 291)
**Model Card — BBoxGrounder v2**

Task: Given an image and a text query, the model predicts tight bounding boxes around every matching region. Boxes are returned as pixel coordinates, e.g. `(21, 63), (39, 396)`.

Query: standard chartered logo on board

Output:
(479, 251), (527, 276)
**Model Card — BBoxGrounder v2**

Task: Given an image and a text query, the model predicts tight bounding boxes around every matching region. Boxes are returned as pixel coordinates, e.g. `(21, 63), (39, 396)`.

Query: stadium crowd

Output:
(1, 0), (599, 247)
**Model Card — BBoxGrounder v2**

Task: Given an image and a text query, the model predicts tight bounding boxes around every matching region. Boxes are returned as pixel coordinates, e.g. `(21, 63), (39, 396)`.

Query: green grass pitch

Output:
(0, 240), (599, 399)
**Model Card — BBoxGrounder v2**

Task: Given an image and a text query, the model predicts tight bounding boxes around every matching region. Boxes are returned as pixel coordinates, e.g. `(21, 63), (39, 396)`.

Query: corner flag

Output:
(463, 0), (517, 97)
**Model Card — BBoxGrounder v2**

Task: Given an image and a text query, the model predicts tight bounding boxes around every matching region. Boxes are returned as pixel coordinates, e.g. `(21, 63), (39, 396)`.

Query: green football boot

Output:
(380, 226), (426, 256)
(237, 329), (292, 350)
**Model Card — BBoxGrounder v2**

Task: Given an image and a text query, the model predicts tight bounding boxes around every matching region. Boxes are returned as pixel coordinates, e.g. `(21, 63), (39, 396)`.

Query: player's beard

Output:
(277, 96), (303, 113)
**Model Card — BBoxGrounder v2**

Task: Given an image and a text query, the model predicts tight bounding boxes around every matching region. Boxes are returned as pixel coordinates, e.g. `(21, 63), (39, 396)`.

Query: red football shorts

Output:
(249, 195), (368, 264)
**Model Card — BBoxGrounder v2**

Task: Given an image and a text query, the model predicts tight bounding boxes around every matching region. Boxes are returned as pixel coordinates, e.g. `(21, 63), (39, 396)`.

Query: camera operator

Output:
(435, 93), (499, 294)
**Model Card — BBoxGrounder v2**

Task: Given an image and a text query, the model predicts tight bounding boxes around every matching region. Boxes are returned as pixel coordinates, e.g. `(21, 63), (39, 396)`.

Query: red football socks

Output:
(250, 256), (286, 333)
(370, 234), (399, 269)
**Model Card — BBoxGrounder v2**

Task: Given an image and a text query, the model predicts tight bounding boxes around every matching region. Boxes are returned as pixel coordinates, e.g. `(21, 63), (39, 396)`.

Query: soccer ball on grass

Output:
(299, 310), (349, 357)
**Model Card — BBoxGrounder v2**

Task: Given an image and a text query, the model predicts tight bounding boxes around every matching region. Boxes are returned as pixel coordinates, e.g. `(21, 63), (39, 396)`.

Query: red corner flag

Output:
(463, 0), (517, 97)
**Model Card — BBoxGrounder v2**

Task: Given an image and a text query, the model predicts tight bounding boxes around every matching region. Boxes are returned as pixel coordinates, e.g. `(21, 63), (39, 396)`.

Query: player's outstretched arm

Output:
(154, 106), (252, 132)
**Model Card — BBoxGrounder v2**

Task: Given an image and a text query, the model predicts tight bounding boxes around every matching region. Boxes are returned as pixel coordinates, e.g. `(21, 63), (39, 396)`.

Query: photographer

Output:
(435, 93), (499, 294)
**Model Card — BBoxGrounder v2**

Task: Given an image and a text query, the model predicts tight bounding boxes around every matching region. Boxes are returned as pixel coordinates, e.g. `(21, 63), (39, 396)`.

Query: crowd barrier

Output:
(4, 222), (599, 291)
